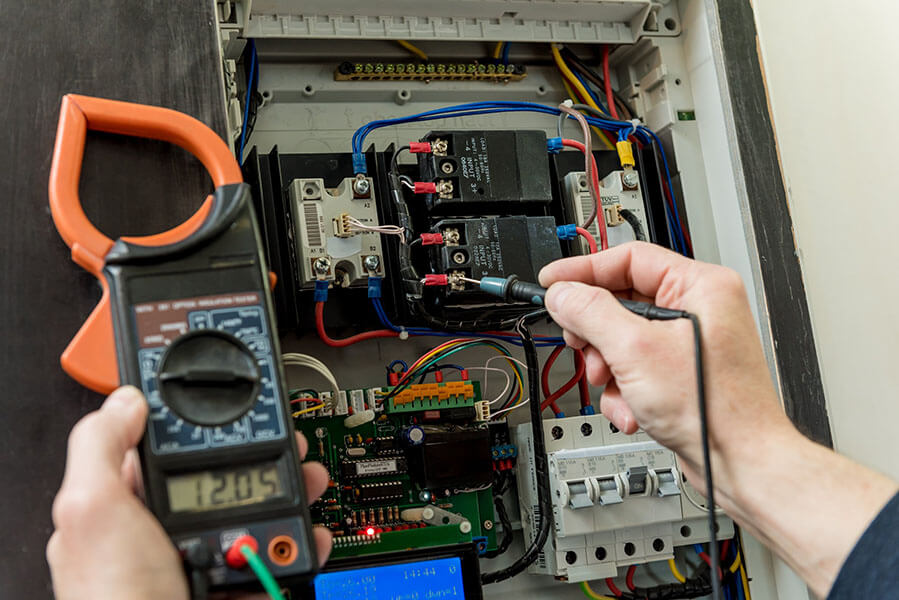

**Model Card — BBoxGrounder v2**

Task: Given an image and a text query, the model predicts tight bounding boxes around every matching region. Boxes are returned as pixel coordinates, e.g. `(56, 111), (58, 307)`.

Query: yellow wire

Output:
(580, 581), (616, 600)
(396, 40), (428, 61)
(728, 550), (742, 574)
(667, 558), (686, 583)
(551, 43), (606, 116)
(292, 403), (325, 417)
(493, 41), (505, 59)
(740, 561), (751, 599)
(560, 79), (616, 151)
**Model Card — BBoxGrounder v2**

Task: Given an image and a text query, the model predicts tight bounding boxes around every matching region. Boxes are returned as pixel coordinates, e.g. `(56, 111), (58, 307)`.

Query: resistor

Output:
(328, 480), (338, 488)
(324, 505), (341, 512)
(356, 434), (363, 445)
(318, 439), (325, 456)
(353, 510), (360, 525)
(368, 508), (375, 524)
(325, 498), (338, 504)
(378, 507), (384, 523)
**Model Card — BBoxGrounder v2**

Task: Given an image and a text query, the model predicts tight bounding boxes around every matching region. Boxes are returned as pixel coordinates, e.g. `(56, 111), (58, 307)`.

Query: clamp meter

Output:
(48, 95), (317, 590)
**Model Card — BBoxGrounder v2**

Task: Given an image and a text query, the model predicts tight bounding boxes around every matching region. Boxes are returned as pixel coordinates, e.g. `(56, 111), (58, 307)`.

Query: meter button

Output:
(157, 330), (261, 426)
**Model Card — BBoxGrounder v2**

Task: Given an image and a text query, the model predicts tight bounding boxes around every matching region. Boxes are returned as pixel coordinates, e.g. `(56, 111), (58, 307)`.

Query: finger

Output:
(61, 386), (147, 489)
(295, 431), (309, 460)
(562, 329), (588, 350)
(545, 281), (650, 357)
(313, 526), (333, 567)
(302, 462), (330, 504)
(599, 382), (638, 434)
(583, 346), (612, 387)
(120, 448), (142, 494)
(538, 241), (690, 299)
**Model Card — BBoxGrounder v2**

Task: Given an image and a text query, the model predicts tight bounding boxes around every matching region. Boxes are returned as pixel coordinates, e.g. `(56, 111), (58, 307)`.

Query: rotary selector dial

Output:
(156, 330), (260, 426)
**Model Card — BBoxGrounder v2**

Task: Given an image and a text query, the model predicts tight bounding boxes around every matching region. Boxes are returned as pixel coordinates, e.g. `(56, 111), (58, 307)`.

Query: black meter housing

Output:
(102, 183), (317, 589)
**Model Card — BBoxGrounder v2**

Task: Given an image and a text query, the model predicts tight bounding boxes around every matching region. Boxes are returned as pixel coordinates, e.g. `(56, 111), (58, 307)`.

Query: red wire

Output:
(602, 45), (619, 120)
(561, 139), (609, 250)
(697, 550), (724, 580)
(625, 565), (637, 591)
(315, 302), (399, 347)
(574, 350), (590, 408)
(605, 577), (623, 597)
(289, 397), (321, 405)
(720, 539), (731, 561)
(574, 226), (598, 254)
(540, 346), (588, 414)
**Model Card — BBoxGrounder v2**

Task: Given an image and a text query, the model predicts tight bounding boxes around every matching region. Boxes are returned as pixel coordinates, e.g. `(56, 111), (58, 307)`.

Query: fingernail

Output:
(545, 282), (573, 312)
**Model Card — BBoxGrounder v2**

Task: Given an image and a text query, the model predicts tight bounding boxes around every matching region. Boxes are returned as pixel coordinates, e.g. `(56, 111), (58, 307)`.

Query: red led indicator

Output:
(366, 527), (376, 536)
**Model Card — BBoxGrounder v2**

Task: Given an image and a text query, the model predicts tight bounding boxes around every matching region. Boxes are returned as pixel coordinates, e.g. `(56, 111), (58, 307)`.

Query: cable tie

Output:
(413, 182), (437, 194)
(561, 99), (574, 108)
(422, 274), (448, 286)
(556, 224), (578, 240)
(628, 118), (641, 136)
(314, 280), (330, 302)
(367, 276), (383, 299)
(420, 233), (444, 246)
(352, 153), (368, 175)
(546, 137), (563, 154)
(409, 142), (432, 153)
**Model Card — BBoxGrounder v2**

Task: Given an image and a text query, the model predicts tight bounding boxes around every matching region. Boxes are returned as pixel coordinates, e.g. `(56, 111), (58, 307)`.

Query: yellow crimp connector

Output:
(390, 381), (476, 412)
(616, 140), (636, 168)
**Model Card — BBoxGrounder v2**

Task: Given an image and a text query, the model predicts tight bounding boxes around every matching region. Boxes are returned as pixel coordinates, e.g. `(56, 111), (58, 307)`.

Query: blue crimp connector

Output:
(314, 280), (329, 302)
(352, 153), (368, 175)
(557, 224), (578, 241)
(555, 411), (566, 419)
(368, 276), (383, 299)
(547, 136), (564, 154)
(579, 405), (596, 416)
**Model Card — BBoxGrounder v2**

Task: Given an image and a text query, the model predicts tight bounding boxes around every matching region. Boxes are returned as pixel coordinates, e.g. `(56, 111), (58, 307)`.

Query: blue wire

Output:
(237, 40), (257, 160)
(350, 100), (690, 257)
(501, 42), (511, 65)
(386, 359), (408, 373)
(371, 298), (565, 347)
(570, 69), (609, 114)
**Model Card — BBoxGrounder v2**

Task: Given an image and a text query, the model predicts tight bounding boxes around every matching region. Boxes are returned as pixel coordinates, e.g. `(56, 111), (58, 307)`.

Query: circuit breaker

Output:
(514, 414), (733, 582)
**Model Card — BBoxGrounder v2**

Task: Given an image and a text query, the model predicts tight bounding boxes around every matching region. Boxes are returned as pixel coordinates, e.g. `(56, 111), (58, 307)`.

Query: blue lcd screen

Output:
(314, 556), (466, 600)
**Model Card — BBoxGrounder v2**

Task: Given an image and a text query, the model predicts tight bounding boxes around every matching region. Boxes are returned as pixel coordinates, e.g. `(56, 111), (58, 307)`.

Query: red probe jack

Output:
(224, 535), (259, 569)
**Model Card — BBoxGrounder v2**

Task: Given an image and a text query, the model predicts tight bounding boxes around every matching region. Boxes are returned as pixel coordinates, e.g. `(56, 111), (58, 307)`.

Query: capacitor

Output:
(419, 490), (432, 502)
(403, 425), (425, 446)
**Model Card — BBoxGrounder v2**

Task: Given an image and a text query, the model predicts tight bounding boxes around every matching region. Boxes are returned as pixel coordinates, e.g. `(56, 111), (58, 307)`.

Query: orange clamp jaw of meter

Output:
(48, 94), (243, 394)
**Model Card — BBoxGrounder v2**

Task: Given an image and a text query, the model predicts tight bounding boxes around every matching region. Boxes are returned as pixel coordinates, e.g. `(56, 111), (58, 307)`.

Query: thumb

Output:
(61, 386), (148, 489)
(544, 281), (648, 356)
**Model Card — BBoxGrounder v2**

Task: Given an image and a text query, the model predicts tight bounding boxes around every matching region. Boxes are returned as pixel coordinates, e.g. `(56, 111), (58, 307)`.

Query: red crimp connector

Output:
(388, 372), (399, 386)
(460, 369), (469, 381)
(409, 142), (432, 153)
(423, 274), (448, 286)
(419, 233), (444, 246)
(414, 182), (437, 194)
(434, 371), (444, 383)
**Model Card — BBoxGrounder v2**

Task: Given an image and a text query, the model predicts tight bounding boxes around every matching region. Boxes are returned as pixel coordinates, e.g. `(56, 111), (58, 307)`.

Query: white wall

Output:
(751, 0), (899, 480)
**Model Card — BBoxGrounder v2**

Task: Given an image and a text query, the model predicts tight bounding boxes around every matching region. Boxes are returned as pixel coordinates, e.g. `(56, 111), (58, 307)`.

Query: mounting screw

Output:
(363, 255), (381, 272)
(440, 160), (454, 174)
(622, 171), (639, 189)
(451, 251), (467, 265)
(313, 257), (331, 275)
(353, 174), (371, 196)
(459, 521), (472, 534)
(483, 520), (494, 530)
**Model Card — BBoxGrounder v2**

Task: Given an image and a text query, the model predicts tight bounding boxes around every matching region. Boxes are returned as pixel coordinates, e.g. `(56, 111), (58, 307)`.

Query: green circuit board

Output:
(293, 382), (497, 559)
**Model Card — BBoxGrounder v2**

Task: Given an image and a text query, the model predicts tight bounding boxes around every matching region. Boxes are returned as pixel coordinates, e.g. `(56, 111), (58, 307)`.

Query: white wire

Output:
(463, 366), (511, 404)
(281, 352), (341, 403)
(345, 215), (406, 244)
(490, 398), (530, 420)
(398, 175), (415, 190)
(483, 355), (527, 405)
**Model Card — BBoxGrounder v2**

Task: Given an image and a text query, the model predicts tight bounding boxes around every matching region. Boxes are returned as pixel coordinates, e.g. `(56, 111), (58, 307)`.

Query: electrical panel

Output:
(564, 170), (651, 254)
(514, 414), (733, 582)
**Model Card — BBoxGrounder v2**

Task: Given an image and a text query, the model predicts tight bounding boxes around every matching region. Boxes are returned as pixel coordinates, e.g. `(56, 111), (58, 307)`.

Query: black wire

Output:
(481, 310), (552, 585)
(688, 313), (721, 600)
(619, 208), (646, 241)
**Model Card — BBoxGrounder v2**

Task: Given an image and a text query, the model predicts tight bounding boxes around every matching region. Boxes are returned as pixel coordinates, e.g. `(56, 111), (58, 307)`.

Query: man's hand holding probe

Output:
(540, 242), (897, 598)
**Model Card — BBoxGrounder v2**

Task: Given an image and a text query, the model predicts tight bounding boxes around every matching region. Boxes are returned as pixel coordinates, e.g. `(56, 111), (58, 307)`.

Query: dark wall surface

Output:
(0, 2), (226, 596)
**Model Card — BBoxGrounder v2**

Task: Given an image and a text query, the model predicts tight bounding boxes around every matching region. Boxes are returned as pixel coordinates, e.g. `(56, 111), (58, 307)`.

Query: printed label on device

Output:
(355, 459), (398, 477)
(133, 292), (286, 456)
